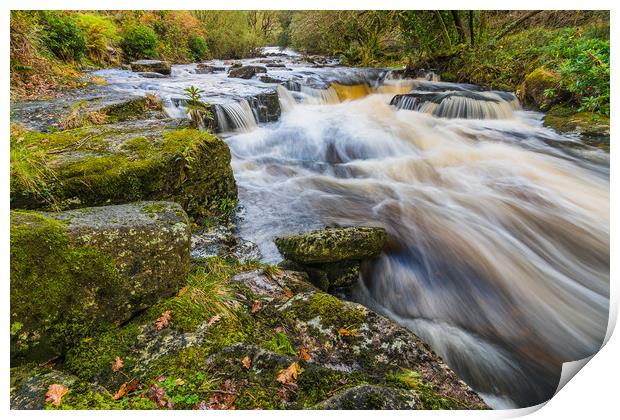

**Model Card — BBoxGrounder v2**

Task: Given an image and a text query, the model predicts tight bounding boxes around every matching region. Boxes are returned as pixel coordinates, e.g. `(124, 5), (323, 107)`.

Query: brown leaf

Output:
(206, 379), (237, 410)
(207, 314), (222, 327)
(174, 378), (186, 386)
(147, 384), (167, 408)
(45, 384), (69, 407)
(251, 301), (262, 314)
(155, 310), (172, 331)
(177, 285), (189, 297)
(283, 288), (294, 298)
(276, 362), (302, 384)
(242, 356), (252, 370)
(112, 356), (124, 373)
(299, 346), (311, 362)
(112, 378), (138, 400)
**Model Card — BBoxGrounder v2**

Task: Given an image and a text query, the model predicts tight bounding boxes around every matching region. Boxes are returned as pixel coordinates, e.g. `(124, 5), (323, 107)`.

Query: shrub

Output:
(120, 24), (158, 61)
(188, 34), (209, 61)
(75, 13), (120, 65)
(41, 12), (87, 62)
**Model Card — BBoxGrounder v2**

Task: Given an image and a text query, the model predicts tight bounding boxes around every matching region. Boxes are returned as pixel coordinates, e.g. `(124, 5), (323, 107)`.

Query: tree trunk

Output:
(469, 11), (475, 46)
(434, 11), (452, 49)
(493, 10), (543, 41)
(451, 11), (467, 43)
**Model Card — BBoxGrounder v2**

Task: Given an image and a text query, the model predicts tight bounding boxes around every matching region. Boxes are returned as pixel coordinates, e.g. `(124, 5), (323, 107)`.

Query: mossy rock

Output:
(313, 385), (418, 409)
(519, 67), (565, 111)
(544, 105), (610, 149)
(10, 201), (190, 364)
(41, 259), (486, 410)
(130, 60), (171, 75)
(274, 227), (386, 264)
(10, 119), (237, 219)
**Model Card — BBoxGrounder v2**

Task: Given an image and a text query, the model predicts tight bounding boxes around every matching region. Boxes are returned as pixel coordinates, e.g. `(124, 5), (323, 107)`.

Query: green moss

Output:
(264, 332), (296, 356)
(385, 369), (471, 410)
(10, 210), (127, 363)
(11, 127), (238, 219)
(544, 105), (610, 146)
(50, 382), (118, 410)
(141, 202), (168, 216)
(294, 292), (367, 331)
(521, 67), (561, 110)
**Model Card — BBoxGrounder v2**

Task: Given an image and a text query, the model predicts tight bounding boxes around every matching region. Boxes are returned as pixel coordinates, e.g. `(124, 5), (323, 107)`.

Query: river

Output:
(91, 48), (610, 409)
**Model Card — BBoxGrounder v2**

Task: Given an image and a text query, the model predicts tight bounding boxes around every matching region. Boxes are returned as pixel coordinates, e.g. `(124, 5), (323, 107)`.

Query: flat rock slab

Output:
(228, 65), (267, 79)
(10, 201), (190, 364)
(10, 119), (237, 219)
(130, 60), (171, 75)
(275, 226), (386, 264)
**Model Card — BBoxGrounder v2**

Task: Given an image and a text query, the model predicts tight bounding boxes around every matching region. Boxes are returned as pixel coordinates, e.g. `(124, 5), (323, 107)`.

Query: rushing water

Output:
(93, 48), (610, 408)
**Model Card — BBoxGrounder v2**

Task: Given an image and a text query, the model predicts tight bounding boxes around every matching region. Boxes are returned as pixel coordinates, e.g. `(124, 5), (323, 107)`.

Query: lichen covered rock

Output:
(275, 227), (386, 264)
(10, 119), (237, 219)
(45, 258), (486, 410)
(130, 60), (171, 75)
(520, 67), (565, 111)
(10, 201), (190, 364)
(544, 105), (610, 149)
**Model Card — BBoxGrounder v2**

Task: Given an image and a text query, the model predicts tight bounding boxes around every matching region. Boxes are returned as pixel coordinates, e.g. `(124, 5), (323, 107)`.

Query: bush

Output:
(41, 12), (87, 62)
(188, 34), (209, 61)
(75, 14), (120, 65)
(120, 24), (159, 61)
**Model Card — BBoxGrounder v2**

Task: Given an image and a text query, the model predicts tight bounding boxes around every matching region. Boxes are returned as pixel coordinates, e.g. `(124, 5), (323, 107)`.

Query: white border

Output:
(2, 2), (617, 419)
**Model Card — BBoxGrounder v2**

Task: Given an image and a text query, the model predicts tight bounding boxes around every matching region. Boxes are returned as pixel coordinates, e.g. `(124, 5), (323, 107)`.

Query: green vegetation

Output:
(120, 24), (159, 61)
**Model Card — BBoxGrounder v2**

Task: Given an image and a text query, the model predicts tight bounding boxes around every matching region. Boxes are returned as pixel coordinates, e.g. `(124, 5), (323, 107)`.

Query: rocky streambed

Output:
(10, 53), (491, 410)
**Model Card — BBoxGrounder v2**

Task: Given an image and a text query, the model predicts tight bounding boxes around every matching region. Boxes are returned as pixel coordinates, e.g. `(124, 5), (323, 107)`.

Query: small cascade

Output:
(215, 100), (257, 132)
(392, 91), (519, 120)
(276, 85), (297, 112)
(299, 85), (340, 105)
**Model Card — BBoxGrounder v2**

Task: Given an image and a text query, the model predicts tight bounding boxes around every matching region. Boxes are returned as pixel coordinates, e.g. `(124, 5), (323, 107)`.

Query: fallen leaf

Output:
(174, 378), (186, 386)
(155, 374), (168, 382)
(299, 346), (311, 362)
(242, 356), (252, 369)
(276, 362), (302, 384)
(206, 379), (237, 409)
(112, 378), (138, 400)
(112, 356), (124, 373)
(283, 288), (294, 298)
(251, 301), (262, 313)
(45, 384), (69, 407)
(195, 400), (208, 410)
(278, 382), (298, 402)
(338, 327), (357, 337)
(147, 384), (167, 407)
(155, 310), (172, 330)
(207, 314), (222, 327)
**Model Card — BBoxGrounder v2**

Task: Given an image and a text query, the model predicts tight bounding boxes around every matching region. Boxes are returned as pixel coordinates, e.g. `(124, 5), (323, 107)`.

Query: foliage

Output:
(183, 86), (211, 129)
(75, 13), (120, 65)
(188, 35), (209, 61)
(120, 24), (158, 61)
(40, 11), (87, 62)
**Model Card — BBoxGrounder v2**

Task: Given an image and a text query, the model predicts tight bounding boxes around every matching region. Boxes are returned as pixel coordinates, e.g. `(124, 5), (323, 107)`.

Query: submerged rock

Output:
(228, 65), (267, 79)
(275, 227), (386, 264)
(10, 119), (237, 219)
(195, 64), (225, 74)
(10, 202), (190, 364)
(130, 60), (171, 75)
(248, 91), (281, 123)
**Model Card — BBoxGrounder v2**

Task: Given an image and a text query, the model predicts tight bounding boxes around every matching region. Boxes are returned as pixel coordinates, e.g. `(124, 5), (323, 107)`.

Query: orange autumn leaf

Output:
(112, 356), (124, 373)
(338, 327), (357, 337)
(112, 378), (139, 400)
(251, 301), (262, 314)
(276, 362), (302, 384)
(155, 310), (172, 330)
(177, 285), (189, 296)
(283, 288), (294, 298)
(242, 356), (252, 369)
(299, 346), (311, 362)
(45, 384), (69, 407)
(207, 314), (222, 327)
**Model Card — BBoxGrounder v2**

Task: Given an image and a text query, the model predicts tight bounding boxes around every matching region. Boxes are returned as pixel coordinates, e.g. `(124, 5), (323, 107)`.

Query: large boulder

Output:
(248, 91), (281, 123)
(228, 65), (267, 79)
(275, 227), (386, 293)
(10, 119), (237, 219)
(40, 262), (486, 410)
(10, 201), (190, 364)
(519, 67), (565, 111)
(130, 60), (171, 75)
(275, 227), (386, 264)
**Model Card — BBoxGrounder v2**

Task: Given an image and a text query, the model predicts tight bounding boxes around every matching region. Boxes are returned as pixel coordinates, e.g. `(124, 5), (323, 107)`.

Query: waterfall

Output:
(215, 100), (257, 132)
(299, 85), (340, 105)
(392, 91), (519, 120)
(276, 85), (296, 113)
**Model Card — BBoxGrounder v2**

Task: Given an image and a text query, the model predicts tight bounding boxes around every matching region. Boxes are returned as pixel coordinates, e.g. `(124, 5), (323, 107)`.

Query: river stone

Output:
(130, 60), (171, 75)
(10, 201), (190, 364)
(10, 370), (79, 409)
(228, 65), (267, 79)
(10, 119), (237, 219)
(195, 64), (225, 74)
(248, 91), (281, 123)
(274, 226), (386, 264)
